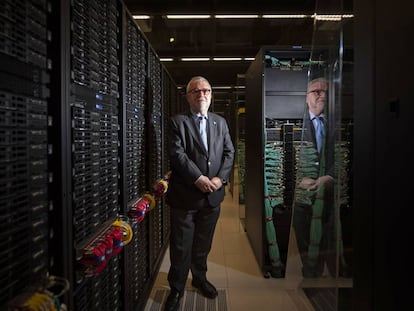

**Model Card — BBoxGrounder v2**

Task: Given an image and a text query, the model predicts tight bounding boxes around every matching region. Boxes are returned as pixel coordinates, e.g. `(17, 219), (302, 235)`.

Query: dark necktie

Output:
(198, 116), (208, 151)
(314, 116), (324, 153)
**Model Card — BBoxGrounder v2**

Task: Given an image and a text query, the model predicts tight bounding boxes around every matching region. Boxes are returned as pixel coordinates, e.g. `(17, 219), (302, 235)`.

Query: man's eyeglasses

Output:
(188, 88), (211, 95)
(308, 89), (327, 96)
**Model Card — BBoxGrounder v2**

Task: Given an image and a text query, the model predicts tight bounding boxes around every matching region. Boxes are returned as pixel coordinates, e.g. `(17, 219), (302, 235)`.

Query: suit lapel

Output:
(207, 114), (216, 155)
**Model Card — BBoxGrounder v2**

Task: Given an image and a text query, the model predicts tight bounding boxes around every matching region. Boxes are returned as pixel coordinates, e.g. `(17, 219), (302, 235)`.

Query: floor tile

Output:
(145, 179), (350, 311)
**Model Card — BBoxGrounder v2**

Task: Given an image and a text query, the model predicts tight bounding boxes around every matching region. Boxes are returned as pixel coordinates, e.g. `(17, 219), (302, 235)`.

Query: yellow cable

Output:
(159, 179), (168, 193)
(143, 193), (156, 211)
(23, 292), (54, 311)
(112, 217), (133, 245)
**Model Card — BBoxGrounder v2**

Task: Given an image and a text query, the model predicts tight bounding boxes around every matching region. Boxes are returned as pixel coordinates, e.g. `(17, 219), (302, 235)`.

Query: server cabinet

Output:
(245, 47), (311, 278)
(0, 0), (52, 308)
(1, 0), (177, 310)
(121, 10), (150, 311)
(245, 46), (353, 283)
(237, 105), (246, 205)
(67, 0), (123, 309)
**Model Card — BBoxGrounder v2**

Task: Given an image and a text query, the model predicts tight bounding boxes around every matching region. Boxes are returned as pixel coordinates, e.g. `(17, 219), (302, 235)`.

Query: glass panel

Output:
(291, 0), (353, 309)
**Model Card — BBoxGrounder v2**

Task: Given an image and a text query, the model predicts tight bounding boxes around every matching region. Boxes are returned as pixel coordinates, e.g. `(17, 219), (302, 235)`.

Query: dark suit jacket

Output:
(166, 111), (235, 208)
(302, 110), (335, 178)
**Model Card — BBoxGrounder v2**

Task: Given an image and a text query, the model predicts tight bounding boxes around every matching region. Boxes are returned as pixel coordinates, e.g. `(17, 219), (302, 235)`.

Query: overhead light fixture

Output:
(153, 13), (353, 21)
(174, 85), (246, 91)
(214, 14), (259, 19)
(313, 14), (354, 21)
(181, 57), (210, 61)
(166, 15), (211, 19)
(213, 57), (242, 61)
(262, 14), (308, 19)
(213, 86), (232, 89)
(212, 57), (255, 61)
(164, 57), (254, 62)
(132, 15), (151, 19)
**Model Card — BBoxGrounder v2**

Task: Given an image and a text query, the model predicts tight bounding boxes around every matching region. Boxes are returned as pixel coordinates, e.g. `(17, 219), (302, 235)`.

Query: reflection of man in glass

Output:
(299, 78), (333, 190)
(293, 77), (339, 278)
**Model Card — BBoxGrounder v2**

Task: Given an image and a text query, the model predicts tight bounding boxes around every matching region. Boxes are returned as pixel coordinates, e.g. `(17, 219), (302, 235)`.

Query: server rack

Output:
(68, 0), (123, 309)
(245, 46), (353, 279)
(121, 9), (150, 311)
(1, 0), (178, 310)
(0, 0), (51, 309)
(236, 106), (246, 205)
(245, 47), (312, 278)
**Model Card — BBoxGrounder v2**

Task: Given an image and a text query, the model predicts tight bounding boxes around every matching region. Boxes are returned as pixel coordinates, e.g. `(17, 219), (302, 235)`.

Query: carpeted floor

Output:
(147, 289), (228, 311)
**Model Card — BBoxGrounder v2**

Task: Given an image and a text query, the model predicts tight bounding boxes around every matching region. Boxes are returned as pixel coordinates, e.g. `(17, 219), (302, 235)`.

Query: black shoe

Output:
(164, 290), (182, 311)
(191, 279), (218, 299)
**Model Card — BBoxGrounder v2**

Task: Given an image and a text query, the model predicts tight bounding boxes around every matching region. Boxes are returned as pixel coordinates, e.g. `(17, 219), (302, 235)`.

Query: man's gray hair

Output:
(186, 76), (211, 93)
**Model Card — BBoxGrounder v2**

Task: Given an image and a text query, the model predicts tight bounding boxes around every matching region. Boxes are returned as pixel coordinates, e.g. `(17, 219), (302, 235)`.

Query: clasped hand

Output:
(298, 175), (334, 191)
(195, 175), (222, 193)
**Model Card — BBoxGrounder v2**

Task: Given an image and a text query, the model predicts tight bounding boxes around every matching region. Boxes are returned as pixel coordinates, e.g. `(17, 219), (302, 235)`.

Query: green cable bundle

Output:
(263, 139), (285, 277)
(264, 175), (284, 277)
(294, 142), (319, 205)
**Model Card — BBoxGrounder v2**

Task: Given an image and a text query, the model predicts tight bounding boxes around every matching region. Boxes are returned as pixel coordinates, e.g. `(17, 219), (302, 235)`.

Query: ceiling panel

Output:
(123, 0), (352, 91)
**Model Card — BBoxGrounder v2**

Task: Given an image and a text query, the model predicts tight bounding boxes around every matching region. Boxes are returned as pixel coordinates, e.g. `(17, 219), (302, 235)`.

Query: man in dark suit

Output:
(164, 76), (235, 311)
(293, 77), (339, 278)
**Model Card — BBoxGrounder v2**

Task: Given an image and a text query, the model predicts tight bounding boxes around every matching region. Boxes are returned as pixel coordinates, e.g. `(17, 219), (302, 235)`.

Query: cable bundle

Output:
(263, 139), (285, 277)
(127, 171), (171, 225)
(335, 141), (351, 207)
(128, 196), (150, 224)
(77, 172), (171, 278)
(293, 142), (319, 205)
(78, 219), (131, 276)
(9, 275), (70, 311)
(264, 141), (285, 208)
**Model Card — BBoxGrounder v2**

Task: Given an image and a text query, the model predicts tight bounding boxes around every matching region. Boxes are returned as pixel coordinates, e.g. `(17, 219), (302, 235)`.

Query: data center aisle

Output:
(144, 169), (321, 311)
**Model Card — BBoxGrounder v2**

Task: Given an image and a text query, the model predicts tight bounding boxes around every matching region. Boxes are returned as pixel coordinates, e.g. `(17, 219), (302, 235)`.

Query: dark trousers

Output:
(293, 185), (339, 277)
(167, 201), (220, 293)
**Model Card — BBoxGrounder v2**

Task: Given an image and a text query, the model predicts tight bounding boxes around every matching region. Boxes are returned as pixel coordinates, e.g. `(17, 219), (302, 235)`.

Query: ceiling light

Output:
(262, 14), (308, 19)
(166, 15), (211, 19)
(168, 57), (254, 62)
(160, 58), (174, 62)
(132, 15), (151, 19)
(313, 14), (354, 21)
(213, 86), (232, 89)
(152, 13), (353, 21)
(181, 57), (210, 61)
(213, 57), (242, 61)
(214, 14), (259, 19)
